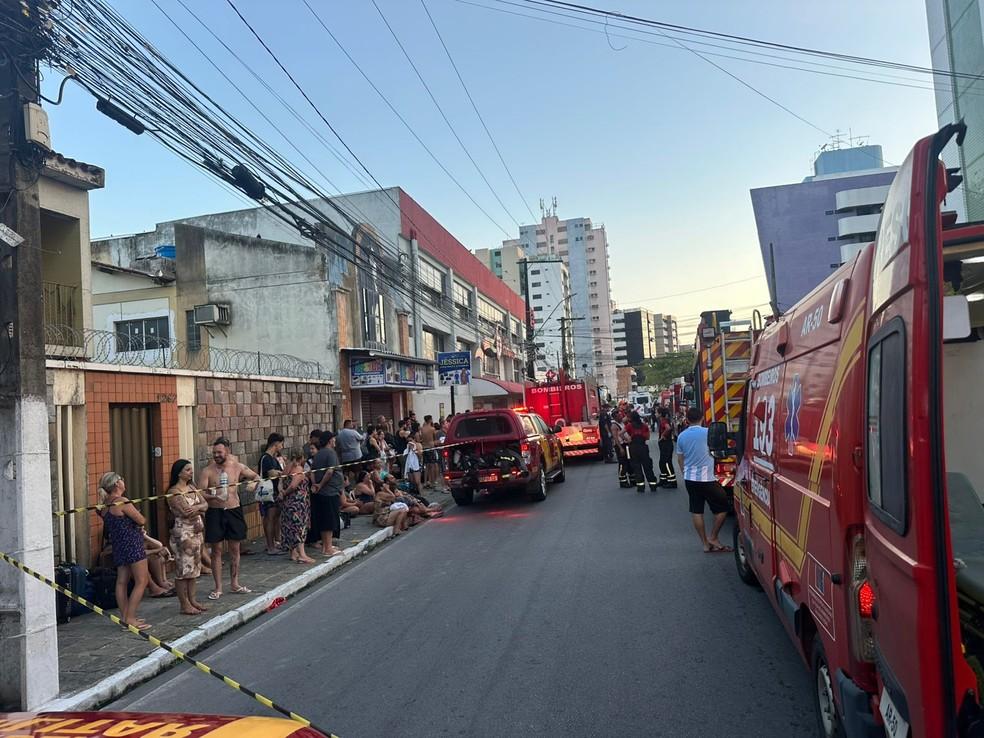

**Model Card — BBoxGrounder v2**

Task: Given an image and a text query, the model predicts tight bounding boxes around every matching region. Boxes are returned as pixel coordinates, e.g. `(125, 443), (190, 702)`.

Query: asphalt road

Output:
(111, 453), (815, 737)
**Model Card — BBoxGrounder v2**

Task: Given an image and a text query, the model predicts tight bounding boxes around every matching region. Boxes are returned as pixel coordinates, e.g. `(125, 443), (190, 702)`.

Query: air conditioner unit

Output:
(194, 304), (231, 326)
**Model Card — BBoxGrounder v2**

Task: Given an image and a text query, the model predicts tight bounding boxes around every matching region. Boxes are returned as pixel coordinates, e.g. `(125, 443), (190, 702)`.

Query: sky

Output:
(44, 0), (940, 342)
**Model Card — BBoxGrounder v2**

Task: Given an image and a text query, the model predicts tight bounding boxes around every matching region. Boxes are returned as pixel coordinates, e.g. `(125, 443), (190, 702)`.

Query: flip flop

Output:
(705, 544), (733, 553)
(231, 586), (253, 594)
(208, 590), (222, 600)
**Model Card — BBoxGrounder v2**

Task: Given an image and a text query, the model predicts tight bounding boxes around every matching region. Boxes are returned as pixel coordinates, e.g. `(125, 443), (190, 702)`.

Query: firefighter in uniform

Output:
(610, 411), (631, 487)
(625, 410), (658, 492)
(657, 407), (678, 488)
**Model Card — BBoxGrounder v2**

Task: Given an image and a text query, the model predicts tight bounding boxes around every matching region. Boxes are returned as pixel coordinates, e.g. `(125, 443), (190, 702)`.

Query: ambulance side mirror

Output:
(707, 422), (729, 454)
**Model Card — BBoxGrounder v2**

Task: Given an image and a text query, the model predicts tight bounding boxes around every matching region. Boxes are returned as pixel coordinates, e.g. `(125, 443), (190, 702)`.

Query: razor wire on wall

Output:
(45, 325), (334, 381)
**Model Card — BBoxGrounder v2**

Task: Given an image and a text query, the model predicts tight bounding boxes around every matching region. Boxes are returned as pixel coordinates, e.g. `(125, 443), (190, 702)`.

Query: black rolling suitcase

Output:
(54, 563), (90, 623)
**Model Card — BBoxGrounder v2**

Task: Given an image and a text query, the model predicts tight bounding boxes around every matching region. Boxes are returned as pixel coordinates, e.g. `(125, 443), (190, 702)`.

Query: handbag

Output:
(256, 478), (276, 503)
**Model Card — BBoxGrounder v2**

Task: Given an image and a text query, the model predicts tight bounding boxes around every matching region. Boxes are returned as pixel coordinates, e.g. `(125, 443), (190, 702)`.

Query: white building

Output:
(527, 257), (572, 378)
(502, 209), (616, 392)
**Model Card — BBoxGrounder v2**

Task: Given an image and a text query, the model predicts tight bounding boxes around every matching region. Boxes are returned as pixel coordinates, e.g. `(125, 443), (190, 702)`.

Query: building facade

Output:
(475, 243), (527, 296)
(750, 148), (897, 311)
(92, 188), (527, 423)
(527, 257), (572, 378)
(926, 0), (984, 222)
(613, 308), (679, 366)
(502, 212), (616, 391)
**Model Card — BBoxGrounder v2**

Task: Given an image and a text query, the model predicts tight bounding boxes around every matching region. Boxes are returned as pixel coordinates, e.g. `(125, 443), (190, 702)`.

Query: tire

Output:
(553, 456), (566, 483)
(452, 487), (474, 506)
(733, 523), (761, 588)
(529, 470), (548, 502)
(812, 638), (846, 738)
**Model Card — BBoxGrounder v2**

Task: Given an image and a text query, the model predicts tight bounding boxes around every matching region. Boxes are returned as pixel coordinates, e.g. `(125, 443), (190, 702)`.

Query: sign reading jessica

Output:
(437, 351), (472, 385)
(350, 357), (433, 389)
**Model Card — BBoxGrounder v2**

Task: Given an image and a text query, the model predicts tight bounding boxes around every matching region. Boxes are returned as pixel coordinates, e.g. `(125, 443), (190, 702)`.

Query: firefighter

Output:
(657, 407), (678, 488)
(610, 410), (631, 488)
(625, 410), (658, 493)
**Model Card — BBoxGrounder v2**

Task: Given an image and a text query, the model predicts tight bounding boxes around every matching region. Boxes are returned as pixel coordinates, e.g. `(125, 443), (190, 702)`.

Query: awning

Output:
(341, 347), (436, 366)
(342, 348), (435, 390)
(471, 376), (525, 398)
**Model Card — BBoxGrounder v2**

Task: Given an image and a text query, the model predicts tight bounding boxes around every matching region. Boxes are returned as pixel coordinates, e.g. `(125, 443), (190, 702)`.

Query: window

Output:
(115, 317), (169, 352)
(866, 319), (907, 533)
(418, 259), (445, 294)
(456, 415), (512, 438)
(478, 298), (504, 325)
(549, 235), (554, 244)
(532, 294), (542, 300)
(422, 329), (444, 361)
(530, 269), (541, 276)
(531, 282), (542, 288)
(558, 225), (567, 233)
(483, 353), (500, 376)
(453, 281), (472, 308)
(185, 310), (201, 352)
(520, 415), (537, 437)
(587, 234), (594, 240)
(559, 238), (568, 245)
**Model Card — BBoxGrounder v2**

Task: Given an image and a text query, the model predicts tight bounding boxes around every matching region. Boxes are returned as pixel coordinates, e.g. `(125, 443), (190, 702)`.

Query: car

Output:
(442, 408), (565, 505)
(0, 712), (328, 737)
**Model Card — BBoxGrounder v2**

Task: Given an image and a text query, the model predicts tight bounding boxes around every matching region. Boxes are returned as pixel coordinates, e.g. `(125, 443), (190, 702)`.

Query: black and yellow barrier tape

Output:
(50, 437), (503, 518)
(0, 550), (339, 738)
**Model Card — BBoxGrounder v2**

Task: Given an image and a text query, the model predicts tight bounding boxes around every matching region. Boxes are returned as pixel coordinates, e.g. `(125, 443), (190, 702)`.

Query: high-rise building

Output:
(502, 210), (616, 391)
(527, 257), (572, 378)
(750, 145), (897, 311)
(613, 308), (679, 366)
(475, 244), (527, 296)
(926, 0), (984, 222)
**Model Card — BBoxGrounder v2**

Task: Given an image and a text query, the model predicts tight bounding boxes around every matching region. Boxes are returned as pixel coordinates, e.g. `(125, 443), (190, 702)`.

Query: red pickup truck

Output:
(443, 408), (565, 505)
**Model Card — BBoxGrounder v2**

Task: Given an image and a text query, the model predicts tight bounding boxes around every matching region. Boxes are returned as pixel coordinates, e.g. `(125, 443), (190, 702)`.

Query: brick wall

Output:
(194, 376), (334, 469)
(86, 372), (180, 560)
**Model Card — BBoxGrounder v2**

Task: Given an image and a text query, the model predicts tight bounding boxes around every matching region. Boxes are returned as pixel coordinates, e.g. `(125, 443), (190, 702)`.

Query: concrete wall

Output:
(750, 169), (897, 311)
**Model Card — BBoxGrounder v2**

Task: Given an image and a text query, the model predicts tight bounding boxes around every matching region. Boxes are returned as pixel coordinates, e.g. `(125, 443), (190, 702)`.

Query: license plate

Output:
(479, 473), (498, 483)
(879, 687), (909, 738)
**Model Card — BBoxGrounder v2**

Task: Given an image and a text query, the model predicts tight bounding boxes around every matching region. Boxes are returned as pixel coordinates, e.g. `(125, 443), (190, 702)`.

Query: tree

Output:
(635, 351), (696, 389)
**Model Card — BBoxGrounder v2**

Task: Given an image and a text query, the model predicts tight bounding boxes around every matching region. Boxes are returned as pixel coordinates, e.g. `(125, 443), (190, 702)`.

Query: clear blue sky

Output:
(46, 0), (938, 338)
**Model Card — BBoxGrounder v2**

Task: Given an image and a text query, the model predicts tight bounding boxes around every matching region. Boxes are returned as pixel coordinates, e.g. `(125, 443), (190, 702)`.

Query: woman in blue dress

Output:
(99, 471), (152, 630)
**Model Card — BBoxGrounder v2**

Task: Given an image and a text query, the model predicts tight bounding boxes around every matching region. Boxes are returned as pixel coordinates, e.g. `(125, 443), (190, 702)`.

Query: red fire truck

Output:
(693, 310), (758, 491)
(709, 124), (984, 737)
(524, 374), (601, 459)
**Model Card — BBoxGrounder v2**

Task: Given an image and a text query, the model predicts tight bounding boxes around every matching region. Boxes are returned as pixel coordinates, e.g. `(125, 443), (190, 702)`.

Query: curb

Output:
(40, 527), (395, 712)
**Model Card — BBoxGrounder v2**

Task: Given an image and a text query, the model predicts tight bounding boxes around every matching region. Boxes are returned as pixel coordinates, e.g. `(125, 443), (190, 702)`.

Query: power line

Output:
(523, 0), (984, 83)
(370, 0), (522, 229)
(295, 0), (512, 237)
(617, 276), (766, 306)
(419, 0), (538, 222)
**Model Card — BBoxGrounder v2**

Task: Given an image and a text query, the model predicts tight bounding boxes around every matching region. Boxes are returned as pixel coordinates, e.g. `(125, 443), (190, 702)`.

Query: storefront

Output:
(342, 348), (435, 426)
(470, 376), (526, 410)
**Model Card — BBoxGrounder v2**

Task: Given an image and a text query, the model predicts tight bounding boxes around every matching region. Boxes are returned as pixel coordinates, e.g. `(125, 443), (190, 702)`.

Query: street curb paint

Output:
(38, 527), (394, 713)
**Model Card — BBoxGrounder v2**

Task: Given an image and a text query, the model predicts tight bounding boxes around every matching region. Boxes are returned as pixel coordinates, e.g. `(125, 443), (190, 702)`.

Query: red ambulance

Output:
(710, 124), (984, 737)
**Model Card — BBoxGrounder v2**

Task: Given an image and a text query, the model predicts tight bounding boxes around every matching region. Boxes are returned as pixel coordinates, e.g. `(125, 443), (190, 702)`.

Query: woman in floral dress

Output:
(167, 459), (210, 615)
(281, 452), (314, 564)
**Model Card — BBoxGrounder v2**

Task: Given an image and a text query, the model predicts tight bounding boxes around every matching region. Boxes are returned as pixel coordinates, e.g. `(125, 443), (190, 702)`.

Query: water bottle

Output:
(218, 470), (229, 502)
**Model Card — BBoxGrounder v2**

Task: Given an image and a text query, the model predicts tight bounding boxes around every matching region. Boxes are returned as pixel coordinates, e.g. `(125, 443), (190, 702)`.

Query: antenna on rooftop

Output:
(551, 196), (558, 217)
(539, 198), (546, 219)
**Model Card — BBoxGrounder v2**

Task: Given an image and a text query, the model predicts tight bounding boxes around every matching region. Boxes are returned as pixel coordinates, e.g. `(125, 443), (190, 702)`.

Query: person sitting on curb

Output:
(372, 481), (409, 534)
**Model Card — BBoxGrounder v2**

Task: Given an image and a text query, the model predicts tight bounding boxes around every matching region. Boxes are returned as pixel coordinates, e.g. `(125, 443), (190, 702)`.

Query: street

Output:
(112, 455), (814, 737)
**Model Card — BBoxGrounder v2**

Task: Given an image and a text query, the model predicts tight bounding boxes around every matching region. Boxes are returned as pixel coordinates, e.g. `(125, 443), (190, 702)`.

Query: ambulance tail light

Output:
(849, 533), (877, 662)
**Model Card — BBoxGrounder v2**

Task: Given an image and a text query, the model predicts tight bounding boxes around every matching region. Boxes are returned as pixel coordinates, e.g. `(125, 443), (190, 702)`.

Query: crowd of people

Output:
(599, 403), (732, 555)
(96, 412), (450, 629)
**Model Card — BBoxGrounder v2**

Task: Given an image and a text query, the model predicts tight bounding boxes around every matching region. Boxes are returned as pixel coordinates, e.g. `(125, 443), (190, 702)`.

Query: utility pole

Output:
(0, 3), (59, 710)
(518, 257), (535, 380)
(559, 316), (584, 379)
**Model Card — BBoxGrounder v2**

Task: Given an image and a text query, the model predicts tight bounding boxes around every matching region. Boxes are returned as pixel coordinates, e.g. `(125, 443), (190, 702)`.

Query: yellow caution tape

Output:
(0, 551), (339, 738)
(52, 438), (480, 518)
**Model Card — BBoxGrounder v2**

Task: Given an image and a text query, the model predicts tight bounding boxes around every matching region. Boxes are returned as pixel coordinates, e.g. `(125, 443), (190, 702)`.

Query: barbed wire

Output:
(44, 325), (335, 381)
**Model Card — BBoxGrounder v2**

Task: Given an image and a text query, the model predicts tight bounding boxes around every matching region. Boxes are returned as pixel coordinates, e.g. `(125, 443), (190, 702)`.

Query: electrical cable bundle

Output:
(37, 0), (522, 338)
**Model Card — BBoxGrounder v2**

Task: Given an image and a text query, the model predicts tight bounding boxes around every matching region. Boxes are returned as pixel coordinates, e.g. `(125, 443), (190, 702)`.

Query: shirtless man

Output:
(199, 437), (258, 600)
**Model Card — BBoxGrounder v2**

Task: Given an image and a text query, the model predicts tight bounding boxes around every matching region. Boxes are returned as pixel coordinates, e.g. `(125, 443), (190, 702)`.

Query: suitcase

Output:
(55, 563), (91, 623)
(87, 566), (118, 610)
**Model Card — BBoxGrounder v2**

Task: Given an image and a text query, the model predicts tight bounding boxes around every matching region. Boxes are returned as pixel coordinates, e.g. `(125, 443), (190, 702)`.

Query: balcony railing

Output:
(43, 282), (83, 347)
(44, 325), (334, 381)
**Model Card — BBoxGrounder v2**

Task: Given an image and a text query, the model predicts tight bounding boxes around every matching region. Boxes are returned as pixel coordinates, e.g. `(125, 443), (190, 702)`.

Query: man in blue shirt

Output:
(676, 407), (731, 553)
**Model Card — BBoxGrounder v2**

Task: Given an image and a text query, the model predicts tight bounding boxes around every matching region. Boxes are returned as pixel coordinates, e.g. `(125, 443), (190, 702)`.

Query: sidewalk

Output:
(51, 487), (451, 707)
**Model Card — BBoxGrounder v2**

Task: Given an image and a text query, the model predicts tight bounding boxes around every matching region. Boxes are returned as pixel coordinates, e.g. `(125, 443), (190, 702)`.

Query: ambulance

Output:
(709, 124), (984, 737)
